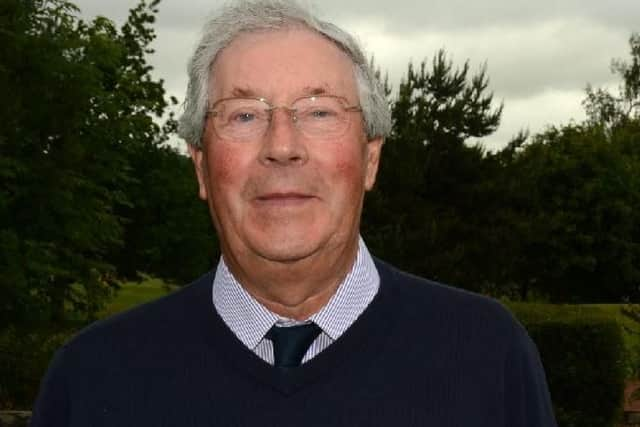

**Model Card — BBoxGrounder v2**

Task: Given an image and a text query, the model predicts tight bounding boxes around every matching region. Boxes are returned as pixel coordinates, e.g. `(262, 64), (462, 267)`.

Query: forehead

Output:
(210, 28), (358, 102)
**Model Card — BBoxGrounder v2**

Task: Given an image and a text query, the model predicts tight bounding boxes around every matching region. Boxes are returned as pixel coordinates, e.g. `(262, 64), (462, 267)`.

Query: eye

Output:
(304, 107), (339, 120)
(230, 111), (256, 123)
(311, 109), (333, 118)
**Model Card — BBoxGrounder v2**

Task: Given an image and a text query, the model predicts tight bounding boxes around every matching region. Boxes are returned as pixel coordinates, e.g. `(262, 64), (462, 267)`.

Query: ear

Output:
(188, 144), (209, 201)
(363, 137), (383, 191)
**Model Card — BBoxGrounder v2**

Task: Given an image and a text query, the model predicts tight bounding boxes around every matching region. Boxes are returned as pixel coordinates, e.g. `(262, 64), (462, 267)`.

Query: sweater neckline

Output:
(195, 259), (401, 396)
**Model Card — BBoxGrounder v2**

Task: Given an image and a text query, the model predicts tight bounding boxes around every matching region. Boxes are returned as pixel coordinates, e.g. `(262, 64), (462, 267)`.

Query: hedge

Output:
(510, 304), (627, 427)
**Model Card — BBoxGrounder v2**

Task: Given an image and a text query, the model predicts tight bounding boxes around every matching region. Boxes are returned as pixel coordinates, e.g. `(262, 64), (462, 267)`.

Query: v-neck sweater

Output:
(31, 259), (557, 426)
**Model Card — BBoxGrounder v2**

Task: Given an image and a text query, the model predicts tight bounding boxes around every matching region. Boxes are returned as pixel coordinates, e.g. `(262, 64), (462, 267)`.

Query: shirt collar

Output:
(212, 237), (380, 349)
(309, 239), (379, 340)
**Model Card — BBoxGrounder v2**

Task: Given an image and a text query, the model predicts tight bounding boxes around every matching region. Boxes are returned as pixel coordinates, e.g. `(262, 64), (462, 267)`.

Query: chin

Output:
(243, 229), (332, 264)
(252, 240), (320, 264)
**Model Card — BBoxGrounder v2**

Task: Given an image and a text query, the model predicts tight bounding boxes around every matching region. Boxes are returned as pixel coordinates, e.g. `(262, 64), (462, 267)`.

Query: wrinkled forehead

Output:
(208, 27), (359, 104)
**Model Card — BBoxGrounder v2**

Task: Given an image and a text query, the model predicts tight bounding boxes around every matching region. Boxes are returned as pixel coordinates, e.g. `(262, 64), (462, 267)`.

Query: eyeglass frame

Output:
(204, 94), (364, 141)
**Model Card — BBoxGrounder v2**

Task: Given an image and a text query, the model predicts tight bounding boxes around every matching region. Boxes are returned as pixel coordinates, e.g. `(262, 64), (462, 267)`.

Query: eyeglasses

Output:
(206, 95), (362, 142)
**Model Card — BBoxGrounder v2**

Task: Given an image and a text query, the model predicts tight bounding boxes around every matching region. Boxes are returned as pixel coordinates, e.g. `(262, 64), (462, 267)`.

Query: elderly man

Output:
(32, 1), (557, 425)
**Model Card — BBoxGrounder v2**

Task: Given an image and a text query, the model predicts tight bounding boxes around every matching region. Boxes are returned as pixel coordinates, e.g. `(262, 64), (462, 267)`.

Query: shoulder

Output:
(61, 270), (215, 357)
(372, 261), (556, 424)
(31, 271), (217, 424)
(374, 258), (524, 349)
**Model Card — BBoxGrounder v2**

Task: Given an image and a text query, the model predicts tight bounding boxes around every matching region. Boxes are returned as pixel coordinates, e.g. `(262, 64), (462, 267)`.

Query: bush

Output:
(0, 326), (73, 409)
(620, 304), (640, 379)
(510, 304), (626, 427)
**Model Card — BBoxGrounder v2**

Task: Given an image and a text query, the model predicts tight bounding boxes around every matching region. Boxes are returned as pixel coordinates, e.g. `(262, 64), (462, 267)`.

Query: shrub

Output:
(510, 304), (626, 427)
(0, 326), (73, 409)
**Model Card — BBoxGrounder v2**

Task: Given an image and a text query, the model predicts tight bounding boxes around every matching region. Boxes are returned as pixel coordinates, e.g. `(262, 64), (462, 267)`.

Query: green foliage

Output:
(503, 123), (640, 302)
(487, 89), (640, 304)
(584, 33), (640, 127)
(0, 325), (74, 410)
(0, 276), (174, 409)
(620, 304), (640, 378)
(364, 34), (640, 303)
(510, 304), (627, 427)
(108, 144), (217, 285)
(0, 0), (183, 323)
(363, 50), (503, 291)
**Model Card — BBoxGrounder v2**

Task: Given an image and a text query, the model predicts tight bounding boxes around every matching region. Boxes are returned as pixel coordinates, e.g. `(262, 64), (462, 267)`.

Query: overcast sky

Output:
(74, 0), (639, 151)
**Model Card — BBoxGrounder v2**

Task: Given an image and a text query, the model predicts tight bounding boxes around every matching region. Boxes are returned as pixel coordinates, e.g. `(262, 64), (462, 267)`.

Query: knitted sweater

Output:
(31, 259), (557, 426)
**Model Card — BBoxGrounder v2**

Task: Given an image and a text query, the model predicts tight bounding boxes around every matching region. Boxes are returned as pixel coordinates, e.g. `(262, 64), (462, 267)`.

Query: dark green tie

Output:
(267, 323), (322, 368)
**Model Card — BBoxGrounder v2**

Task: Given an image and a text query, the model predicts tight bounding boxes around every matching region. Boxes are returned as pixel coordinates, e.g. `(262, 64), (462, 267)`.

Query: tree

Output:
(362, 50), (503, 291)
(0, 0), (174, 323)
(503, 123), (640, 302)
(584, 33), (640, 128)
(110, 143), (218, 285)
(495, 33), (640, 302)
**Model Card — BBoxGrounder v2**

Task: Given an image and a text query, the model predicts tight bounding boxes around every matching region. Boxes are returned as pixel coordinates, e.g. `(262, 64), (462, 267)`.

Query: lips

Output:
(254, 192), (316, 204)
(257, 192), (312, 199)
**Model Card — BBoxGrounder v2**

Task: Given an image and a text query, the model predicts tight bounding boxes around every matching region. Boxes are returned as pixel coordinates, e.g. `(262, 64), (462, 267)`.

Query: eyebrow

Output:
(230, 87), (258, 98)
(228, 85), (331, 99)
(300, 86), (329, 96)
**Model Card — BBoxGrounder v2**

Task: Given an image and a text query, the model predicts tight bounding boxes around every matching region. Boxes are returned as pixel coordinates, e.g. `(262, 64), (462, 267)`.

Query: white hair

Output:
(178, 0), (391, 147)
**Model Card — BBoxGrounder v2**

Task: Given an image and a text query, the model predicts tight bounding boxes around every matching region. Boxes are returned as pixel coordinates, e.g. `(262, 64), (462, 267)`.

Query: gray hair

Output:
(178, 0), (391, 147)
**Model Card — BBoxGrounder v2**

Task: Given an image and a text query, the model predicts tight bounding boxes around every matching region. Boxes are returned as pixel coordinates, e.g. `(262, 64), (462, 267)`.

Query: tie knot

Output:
(267, 323), (322, 368)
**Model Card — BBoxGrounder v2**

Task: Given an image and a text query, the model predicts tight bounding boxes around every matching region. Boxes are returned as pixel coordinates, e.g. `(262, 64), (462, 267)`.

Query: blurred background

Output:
(1, 1), (639, 426)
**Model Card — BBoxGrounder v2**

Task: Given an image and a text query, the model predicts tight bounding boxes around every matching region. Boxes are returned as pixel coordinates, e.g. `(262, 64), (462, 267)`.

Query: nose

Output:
(258, 108), (309, 166)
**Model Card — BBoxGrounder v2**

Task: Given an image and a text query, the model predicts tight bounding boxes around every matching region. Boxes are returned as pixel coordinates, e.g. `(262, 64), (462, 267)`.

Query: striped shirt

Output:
(212, 237), (380, 365)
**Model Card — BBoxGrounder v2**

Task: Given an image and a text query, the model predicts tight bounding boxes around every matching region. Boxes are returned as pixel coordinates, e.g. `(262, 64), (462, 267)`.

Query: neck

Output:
(224, 236), (360, 321)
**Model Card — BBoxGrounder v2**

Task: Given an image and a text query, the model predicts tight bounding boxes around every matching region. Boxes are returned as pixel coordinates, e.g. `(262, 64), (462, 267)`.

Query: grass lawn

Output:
(98, 276), (178, 318)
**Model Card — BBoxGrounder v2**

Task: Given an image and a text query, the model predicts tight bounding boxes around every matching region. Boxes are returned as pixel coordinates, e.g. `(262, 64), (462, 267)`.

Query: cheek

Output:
(208, 147), (237, 185)
(328, 144), (367, 192)
(205, 142), (254, 199)
(201, 122), (251, 193)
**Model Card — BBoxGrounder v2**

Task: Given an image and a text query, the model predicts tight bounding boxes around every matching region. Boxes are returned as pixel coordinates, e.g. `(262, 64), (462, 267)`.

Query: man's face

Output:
(189, 28), (382, 267)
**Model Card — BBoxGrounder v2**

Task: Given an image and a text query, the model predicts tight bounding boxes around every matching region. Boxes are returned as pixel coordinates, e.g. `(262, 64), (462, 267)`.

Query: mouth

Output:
(254, 192), (316, 205)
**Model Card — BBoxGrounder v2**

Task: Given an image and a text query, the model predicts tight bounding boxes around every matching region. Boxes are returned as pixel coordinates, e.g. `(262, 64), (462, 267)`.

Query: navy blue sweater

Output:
(31, 260), (557, 426)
